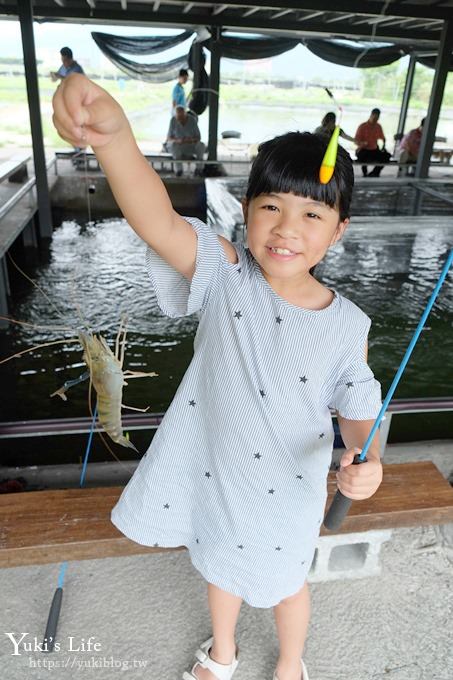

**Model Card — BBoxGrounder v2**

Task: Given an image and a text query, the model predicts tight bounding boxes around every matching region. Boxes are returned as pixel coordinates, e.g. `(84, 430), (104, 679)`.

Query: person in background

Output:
(397, 118), (425, 176)
(50, 47), (84, 81)
(167, 106), (205, 177)
(355, 108), (390, 177)
(172, 68), (189, 114)
(314, 112), (356, 144)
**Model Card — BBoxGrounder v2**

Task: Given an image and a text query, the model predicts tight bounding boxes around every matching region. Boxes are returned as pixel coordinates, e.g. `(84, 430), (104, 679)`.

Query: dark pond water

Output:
(0, 181), (452, 467)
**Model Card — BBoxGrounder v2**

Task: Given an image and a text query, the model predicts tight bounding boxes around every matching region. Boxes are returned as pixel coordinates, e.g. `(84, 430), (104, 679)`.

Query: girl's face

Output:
(243, 192), (348, 289)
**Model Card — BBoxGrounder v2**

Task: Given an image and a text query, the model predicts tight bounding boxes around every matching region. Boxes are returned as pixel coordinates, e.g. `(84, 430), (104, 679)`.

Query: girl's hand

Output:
(52, 73), (129, 149)
(336, 447), (383, 500)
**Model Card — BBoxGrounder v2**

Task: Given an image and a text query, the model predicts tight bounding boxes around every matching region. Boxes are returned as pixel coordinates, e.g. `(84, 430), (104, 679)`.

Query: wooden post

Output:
(18, 0), (53, 238)
(415, 20), (453, 179)
(208, 27), (221, 162)
(396, 55), (416, 137)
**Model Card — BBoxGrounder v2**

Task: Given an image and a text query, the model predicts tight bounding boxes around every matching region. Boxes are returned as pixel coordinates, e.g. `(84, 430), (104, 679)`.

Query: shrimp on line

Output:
(1, 316), (158, 453)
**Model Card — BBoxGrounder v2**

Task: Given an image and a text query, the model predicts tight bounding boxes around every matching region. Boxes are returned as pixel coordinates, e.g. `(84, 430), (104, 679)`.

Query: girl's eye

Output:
(262, 204), (278, 211)
(306, 212), (321, 219)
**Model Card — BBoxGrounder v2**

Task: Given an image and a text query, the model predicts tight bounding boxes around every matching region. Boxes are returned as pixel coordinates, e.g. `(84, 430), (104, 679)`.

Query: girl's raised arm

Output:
(52, 74), (198, 280)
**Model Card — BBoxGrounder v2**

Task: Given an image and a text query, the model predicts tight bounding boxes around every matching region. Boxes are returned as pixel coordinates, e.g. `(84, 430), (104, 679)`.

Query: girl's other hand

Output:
(52, 73), (128, 149)
(336, 447), (383, 500)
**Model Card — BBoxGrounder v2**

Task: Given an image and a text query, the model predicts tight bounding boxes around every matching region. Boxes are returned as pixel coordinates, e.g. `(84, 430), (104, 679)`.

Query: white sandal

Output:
(182, 637), (239, 680)
(273, 658), (309, 680)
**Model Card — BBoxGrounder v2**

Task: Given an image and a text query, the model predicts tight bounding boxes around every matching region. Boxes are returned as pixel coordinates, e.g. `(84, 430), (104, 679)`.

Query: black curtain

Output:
(91, 31), (453, 89)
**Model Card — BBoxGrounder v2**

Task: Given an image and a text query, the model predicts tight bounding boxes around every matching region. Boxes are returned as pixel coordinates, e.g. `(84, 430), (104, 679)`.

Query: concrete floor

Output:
(0, 521), (452, 680)
(1, 442), (453, 680)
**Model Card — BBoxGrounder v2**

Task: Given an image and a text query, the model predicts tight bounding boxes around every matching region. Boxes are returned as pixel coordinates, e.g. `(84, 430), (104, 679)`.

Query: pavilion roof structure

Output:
(1, 0), (453, 230)
(1, 1), (453, 49)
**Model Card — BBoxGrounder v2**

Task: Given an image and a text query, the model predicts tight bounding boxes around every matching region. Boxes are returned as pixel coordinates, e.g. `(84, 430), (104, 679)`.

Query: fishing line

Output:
(353, 0), (394, 68)
(81, 125), (92, 225)
(80, 402), (97, 487)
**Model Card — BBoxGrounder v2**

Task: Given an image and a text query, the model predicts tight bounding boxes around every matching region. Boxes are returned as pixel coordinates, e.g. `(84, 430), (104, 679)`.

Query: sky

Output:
(0, 18), (362, 83)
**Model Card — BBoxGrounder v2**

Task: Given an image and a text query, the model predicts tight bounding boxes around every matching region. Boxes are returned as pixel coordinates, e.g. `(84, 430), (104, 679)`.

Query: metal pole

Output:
(18, 0), (53, 238)
(396, 54), (416, 137)
(208, 26), (221, 162)
(415, 20), (453, 179)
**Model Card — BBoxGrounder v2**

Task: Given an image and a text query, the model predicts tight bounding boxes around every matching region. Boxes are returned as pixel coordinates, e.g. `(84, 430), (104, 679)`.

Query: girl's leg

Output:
(192, 582), (242, 680)
(273, 583), (311, 680)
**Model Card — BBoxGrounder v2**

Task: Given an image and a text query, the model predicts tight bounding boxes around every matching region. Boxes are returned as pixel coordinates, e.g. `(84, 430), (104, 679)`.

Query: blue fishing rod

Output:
(324, 249), (453, 530)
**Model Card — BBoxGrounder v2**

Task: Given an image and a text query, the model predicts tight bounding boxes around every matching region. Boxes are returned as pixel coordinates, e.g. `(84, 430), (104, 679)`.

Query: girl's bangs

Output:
(245, 132), (353, 219)
(248, 156), (340, 209)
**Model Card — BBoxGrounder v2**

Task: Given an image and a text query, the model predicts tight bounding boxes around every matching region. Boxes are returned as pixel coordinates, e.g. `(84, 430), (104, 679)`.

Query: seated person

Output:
(397, 118), (425, 176)
(166, 106), (205, 176)
(355, 108), (391, 177)
(314, 112), (356, 144)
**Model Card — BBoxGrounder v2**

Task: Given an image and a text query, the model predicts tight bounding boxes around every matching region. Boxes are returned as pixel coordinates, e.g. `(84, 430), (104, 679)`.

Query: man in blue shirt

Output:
(171, 68), (189, 114)
(50, 47), (84, 82)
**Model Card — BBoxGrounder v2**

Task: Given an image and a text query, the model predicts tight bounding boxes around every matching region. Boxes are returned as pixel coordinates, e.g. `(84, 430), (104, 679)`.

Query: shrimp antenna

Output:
(6, 253), (67, 321)
(0, 338), (80, 365)
(0, 316), (74, 332)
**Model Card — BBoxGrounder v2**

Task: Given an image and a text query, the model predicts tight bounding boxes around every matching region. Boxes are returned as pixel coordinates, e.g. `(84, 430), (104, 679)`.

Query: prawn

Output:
(0, 255), (158, 454)
(51, 321), (157, 452)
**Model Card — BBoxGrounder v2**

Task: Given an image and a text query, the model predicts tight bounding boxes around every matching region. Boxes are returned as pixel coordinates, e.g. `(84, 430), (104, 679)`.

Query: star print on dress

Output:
(346, 382), (354, 388)
(296, 474), (303, 480)
(163, 503), (170, 509)
(259, 389), (266, 397)
(189, 399), (196, 406)
(276, 316), (282, 324)
(234, 311), (242, 319)
(238, 545), (244, 549)
(299, 376), (308, 383)
(196, 538), (199, 544)
(275, 546), (282, 551)
(319, 433), (325, 439)
(268, 489), (275, 494)
(153, 543), (159, 548)
(237, 267), (242, 273)
(205, 472), (211, 478)
(254, 453), (262, 459)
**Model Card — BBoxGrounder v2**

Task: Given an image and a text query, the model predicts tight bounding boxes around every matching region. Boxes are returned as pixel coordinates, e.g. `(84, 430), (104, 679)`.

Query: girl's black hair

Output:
(245, 131), (354, 221)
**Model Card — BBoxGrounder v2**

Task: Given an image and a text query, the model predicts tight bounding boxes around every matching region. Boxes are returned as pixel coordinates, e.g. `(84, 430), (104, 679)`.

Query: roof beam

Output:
(183, 3), (194, 13)
(212, 4), (228, 15)
(299, 11), (324, 22)
(325, 13), (355, 24)
(242, 7), (259, 17)
(120, 0), (127, 9)
(0, 4), (440, 44)
(153, 1), (161, 10)
(151, 0), (453, 22)
(85, 0), (95, 8)
(272, 9), (293, 20)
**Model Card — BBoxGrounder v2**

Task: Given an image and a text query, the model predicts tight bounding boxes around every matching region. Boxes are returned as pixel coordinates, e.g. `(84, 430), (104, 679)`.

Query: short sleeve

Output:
(145, 216), (224, 318)
(328, 317), (382, 420)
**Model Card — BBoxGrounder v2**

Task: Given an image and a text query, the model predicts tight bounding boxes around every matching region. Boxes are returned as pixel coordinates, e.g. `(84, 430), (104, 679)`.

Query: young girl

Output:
(53, 75), (383, 680)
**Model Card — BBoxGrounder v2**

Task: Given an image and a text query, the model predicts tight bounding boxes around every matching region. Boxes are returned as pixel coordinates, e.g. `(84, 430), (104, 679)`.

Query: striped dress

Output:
(111, 216), (382, 608)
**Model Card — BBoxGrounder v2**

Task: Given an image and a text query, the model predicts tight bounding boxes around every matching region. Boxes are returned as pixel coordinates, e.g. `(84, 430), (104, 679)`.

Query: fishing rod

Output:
(324, 249), (453, 530)
(42, 562), (67, 652)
